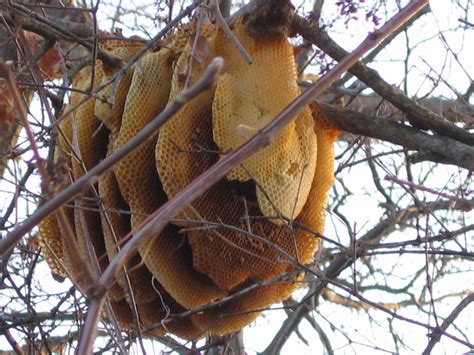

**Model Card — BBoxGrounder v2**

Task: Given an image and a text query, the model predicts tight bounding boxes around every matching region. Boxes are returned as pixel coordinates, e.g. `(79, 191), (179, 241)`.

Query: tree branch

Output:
(319, 102), (474, 170)
(0, 2), (119, 67)
(292, 14), (474, 146)
(422, 293), (474, 355)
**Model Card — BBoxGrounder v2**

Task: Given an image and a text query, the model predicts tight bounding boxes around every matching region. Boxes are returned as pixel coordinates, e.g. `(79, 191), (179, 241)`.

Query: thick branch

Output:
(319, 102), (474, 170)
(292, 15), (474, 146)
(0, 3), (120, 67)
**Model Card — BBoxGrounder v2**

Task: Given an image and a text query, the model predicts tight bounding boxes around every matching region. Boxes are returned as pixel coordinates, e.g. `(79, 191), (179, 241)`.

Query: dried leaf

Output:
(23, 31), (63, 79)
(0, 81), (15, 123)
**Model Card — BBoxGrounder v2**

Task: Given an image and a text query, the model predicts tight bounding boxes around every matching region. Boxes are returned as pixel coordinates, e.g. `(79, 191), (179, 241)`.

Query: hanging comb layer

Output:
(212, 19), (317, 221)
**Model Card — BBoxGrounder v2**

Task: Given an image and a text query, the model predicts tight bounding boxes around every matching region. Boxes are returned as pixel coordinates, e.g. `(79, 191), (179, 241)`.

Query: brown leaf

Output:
(0, 81), (15, 123)
(23, 31), (63, 79)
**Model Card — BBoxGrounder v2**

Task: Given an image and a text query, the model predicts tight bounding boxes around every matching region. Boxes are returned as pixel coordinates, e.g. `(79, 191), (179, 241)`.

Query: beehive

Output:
(38, 15), (338, 340)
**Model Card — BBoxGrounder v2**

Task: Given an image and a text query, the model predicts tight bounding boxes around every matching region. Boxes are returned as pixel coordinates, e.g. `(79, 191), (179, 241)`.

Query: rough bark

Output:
(319, 101), (474, 170)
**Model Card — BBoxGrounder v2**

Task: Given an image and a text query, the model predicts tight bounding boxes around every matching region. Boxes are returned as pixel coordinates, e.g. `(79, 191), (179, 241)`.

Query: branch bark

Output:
(319, 102), (474, 170)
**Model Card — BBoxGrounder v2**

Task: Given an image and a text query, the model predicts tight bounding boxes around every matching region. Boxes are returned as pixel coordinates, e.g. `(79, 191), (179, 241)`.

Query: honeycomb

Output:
(303, 103), (340, 234)
(113, 49), (173, 225)
(212, 19), (317, 221)
(98, 153), (157, 303)
(48, 117), (79, 283)
(38, 18), (338, 340)
(95, 39), (143, 134)
(111, 47), (177, 306)
(37, 213), (64, 277)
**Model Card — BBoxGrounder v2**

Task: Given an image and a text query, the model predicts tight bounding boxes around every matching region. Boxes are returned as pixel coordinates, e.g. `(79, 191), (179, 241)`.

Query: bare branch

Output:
(319, 102), (474, 170)
(422, 293), (474, 354)
(292, 13), (474, 146)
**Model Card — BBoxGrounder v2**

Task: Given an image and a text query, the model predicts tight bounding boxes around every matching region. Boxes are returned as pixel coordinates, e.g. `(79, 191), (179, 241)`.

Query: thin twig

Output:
(385, 175), (472, 204)
(0, 321), (24, 355)
(422, 293), (474, 354)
